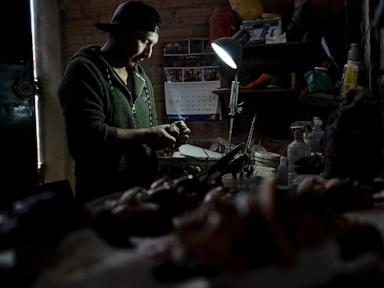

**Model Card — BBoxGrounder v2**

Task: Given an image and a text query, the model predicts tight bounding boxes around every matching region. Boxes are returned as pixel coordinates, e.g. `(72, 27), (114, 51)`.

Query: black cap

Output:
(95, 1), (161, 34)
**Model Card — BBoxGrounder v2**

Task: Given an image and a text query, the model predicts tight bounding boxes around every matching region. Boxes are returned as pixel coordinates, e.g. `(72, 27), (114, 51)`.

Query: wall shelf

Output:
(212, 87), (302, 140)
(213, 87), (302, 114)
(235, 41), (325, 83)
(214, 40), (327, 143)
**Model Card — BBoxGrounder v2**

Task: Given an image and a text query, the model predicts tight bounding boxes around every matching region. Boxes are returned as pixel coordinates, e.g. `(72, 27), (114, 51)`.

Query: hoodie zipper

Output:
(107, 67), (153, 127)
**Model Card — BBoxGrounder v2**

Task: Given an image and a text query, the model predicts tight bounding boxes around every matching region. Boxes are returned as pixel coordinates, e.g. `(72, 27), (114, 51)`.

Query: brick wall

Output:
(61, 0), (229, 148)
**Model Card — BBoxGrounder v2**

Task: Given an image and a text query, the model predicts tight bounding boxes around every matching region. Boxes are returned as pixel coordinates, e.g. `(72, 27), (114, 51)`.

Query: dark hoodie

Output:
(59, 45), (158, 203)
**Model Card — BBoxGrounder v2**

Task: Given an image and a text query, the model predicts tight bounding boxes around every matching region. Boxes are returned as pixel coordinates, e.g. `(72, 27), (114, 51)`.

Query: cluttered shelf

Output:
(213, 37), (335, 142)
(239, 40), (325, 74)
(218, 40), (326, 94)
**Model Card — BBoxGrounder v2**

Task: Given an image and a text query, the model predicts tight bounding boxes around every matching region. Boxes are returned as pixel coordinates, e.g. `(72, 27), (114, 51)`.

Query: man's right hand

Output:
(116, 125), (176, 149)
(166, 120), (191, 147)
(148, 124), (177, 149)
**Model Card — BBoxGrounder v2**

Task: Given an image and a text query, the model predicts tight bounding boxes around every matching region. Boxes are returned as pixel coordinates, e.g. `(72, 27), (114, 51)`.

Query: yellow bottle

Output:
(340, 43), (362, 96)
(340, 60), (359, 95)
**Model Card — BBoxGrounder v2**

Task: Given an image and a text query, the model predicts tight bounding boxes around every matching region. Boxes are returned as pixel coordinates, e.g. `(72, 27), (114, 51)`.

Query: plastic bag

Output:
(229, 0), (263, 20)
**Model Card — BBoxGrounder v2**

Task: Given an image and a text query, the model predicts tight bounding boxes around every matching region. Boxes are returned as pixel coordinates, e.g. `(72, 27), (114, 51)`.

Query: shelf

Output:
(242, 41), (320, 54)
(299, 92), (339, 107)
(213, 87), (302, 114)
(213, 87), (301, 96)
(212, 87), (301, 140)
(237, 41), (325, 82)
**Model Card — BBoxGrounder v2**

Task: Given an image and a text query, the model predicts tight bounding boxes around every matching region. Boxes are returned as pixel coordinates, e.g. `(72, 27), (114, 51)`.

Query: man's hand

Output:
(149, 124), (177, 149)
(167, 120), (191, 147)
(115, 122), (190, 150)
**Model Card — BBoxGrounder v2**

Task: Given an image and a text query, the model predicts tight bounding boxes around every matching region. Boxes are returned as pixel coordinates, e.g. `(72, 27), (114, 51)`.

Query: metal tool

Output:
(245, 114), (257, 154)
(242, 114), (257, 177)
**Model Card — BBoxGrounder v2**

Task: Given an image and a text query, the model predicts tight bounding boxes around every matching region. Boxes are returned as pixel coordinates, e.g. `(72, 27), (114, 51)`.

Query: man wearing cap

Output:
(59, 1), (190, 203)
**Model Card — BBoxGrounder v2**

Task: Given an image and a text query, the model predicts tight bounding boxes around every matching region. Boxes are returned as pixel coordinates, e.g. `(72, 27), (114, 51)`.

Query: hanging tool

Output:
(242, 114), (257, 177)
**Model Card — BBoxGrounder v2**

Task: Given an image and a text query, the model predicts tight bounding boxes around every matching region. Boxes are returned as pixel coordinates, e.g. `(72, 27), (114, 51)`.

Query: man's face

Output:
(124, 30), (159, 67)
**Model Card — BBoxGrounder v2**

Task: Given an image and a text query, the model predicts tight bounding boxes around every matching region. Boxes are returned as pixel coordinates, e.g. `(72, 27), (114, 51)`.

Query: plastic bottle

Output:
(304, 117), (325, 153)
(340, 43), (363, 96)
(287, 128), (311, 187)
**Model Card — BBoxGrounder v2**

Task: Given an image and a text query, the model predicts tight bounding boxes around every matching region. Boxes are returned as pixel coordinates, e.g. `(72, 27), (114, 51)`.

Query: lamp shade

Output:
(211, 29), (250, 69)
(211, 38), (242, 69)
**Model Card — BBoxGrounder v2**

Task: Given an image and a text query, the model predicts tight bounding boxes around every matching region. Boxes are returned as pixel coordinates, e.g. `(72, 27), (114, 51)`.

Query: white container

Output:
(254, 150), (280, 169)
(253, 149), (280, 178)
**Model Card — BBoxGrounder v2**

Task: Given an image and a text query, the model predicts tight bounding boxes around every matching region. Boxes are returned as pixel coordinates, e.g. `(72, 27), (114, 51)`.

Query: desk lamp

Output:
(211, 29), (250, 149)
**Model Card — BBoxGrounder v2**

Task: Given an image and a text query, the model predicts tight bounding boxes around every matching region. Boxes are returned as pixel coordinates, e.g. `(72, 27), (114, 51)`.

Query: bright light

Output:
(30, 0), (43, 171)
(211, 42), (237, 69)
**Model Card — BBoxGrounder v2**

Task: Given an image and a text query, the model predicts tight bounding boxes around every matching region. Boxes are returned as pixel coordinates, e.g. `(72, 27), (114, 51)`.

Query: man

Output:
(59, 1), (190, 203)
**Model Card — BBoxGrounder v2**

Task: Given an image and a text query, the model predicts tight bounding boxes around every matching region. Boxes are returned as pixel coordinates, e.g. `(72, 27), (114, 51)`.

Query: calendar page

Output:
(163, 39), (222, 121)
(165, 81), (220, 119)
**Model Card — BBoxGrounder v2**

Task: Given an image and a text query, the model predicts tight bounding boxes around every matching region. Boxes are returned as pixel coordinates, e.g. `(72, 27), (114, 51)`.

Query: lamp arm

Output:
(227, 72), (240, 149)
(229, 73), (239, 117)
